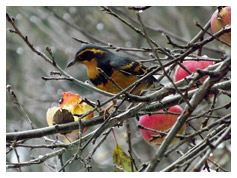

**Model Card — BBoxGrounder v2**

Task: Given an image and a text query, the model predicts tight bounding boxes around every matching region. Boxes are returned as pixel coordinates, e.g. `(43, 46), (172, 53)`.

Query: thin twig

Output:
(136, 12), (193, 108)
(6, 79), (230, 142)
(145, 57), (230, 171)
(6, 85), (35, 129)
(101, 6), (158, 47)
(6, 12), (114, 97)
(196, 22), (231, 47)
(126, 120), (137, 171)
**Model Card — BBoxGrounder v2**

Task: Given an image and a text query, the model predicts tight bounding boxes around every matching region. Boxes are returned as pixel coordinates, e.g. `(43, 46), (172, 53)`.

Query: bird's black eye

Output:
(79, 51), (95, 61)
(75, 47), (107, 61)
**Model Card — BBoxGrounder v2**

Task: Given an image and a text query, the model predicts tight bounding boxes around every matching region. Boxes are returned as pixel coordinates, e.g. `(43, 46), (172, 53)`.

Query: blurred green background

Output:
(6, 6), (230, 172)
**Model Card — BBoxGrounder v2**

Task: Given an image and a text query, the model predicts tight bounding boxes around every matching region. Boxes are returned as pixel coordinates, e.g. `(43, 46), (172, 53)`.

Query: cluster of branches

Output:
(6, 6), (231, 172)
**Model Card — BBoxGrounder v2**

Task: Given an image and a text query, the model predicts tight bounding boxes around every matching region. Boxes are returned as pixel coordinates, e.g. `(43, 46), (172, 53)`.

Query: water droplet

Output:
(16, 13), (23, 20)
(16, 47), (24, 55)
(30, 16), (39, 23)
(96, 23), (104, 31)
(125, 41), (132, 47)
(38, 155), (43, 159)
(69, 7), (77, 14)
(63, 13), (70, 20)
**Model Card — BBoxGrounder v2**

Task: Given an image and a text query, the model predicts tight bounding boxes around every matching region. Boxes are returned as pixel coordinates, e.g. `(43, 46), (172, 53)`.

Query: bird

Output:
(67, 44), (157, 94)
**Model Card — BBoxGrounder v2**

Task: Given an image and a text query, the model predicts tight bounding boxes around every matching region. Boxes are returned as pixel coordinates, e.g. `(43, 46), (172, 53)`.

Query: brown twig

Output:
(6, 12), (114, 97)
(6, 85), (36, 129)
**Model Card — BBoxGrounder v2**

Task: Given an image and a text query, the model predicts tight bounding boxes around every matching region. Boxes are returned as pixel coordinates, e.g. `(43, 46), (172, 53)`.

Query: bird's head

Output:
(67, 44), (109, 68)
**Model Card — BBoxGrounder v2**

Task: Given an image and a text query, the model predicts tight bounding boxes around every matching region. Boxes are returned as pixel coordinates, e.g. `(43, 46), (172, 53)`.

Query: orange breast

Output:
(81, 58), (100, 79)
(97, 70), (149, 94)
(80, 59), (151, 94)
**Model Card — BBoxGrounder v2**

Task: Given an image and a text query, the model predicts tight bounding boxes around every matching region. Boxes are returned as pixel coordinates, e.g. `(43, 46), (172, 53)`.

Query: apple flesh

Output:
(211, 6), (231, 44)
(46, 92), (94, 139)
(139, 105), (185, 146)
(174, 60), (214, 83)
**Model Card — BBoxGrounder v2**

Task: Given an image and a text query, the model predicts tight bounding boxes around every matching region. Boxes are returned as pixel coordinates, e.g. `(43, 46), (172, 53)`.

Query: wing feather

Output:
(110, 56), (147, 76)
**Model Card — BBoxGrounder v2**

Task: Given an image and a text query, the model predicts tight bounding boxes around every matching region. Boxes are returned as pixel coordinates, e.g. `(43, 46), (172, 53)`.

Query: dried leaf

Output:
(112, 144), (135, 172)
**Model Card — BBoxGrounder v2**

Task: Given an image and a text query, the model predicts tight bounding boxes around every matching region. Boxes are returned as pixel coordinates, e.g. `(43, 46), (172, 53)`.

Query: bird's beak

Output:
(67, 59), (77, 68)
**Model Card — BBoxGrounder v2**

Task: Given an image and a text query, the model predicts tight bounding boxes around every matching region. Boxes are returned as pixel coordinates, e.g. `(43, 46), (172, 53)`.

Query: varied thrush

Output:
(67, 44), (156, 94)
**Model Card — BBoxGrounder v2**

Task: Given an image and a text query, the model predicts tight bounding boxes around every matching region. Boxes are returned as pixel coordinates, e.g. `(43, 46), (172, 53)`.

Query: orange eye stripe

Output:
(78, 48), (106, 57)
